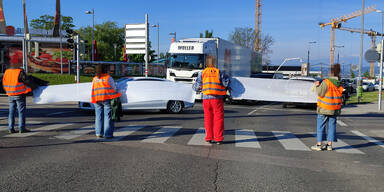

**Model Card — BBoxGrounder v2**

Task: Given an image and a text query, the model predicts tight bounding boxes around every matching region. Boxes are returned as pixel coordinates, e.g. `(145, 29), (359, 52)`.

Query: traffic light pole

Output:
(379, 39), (383, 111)
(76, 35), (80, 83)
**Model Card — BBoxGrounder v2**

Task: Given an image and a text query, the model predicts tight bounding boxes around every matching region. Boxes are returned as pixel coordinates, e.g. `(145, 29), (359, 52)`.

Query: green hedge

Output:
(30, 73), (94, 85)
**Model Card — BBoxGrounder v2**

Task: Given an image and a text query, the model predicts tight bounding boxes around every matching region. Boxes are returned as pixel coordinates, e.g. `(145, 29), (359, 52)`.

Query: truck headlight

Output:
(169, 72), (176, 77)
(191, 72), (199, 78)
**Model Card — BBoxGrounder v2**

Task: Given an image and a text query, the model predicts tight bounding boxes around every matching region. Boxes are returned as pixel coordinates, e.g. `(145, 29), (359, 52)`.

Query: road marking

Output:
(272, 131), (310, 151)
(0, 121), (43, 131)
(4, 123), (73, 137)
(351, 130), (384, 149)
(55, 125), (94, 140)
(105, 126), (144, 142)
(187, 128), (212, 146)
(337, 120), (348, 127)
(235, 129), (261, 148)
(332, 139), (365, 154)
(247, 108), (260, 116)
(48, 111), (76, 116)
(142, 126), (181, 143)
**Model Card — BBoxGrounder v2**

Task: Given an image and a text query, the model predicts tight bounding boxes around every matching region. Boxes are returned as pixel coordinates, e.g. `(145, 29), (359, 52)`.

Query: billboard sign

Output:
(125, 23), (147, 54)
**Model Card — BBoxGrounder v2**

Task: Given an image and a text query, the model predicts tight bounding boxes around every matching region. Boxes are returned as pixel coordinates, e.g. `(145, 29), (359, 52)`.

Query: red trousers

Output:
(203, 99), (224, 142)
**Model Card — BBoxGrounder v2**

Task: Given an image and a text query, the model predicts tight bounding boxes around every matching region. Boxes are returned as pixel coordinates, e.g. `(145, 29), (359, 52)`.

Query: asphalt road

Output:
(0, 97), (383, 192)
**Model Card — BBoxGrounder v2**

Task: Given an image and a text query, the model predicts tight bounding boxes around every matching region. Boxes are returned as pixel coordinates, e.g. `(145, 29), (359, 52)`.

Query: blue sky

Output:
(3, 0), (384, 68)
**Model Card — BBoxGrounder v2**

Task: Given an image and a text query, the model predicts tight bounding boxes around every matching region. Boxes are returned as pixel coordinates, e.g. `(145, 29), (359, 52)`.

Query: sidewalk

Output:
(342, 101), (384, 115)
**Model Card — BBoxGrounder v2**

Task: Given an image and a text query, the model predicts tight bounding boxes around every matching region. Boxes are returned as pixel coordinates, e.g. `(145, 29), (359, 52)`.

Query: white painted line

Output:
(187, 128), (212, 146)
(4, 123), (73, 138)
(337, 120), (348, 127)
(106, 126), (144, 142)
(235, 129), (261, 148)
(247, 108), (259, 116)
(55, 125), (94, 140)
(0, 121), (44, 131)
(48, 111), (76, 116)
(272, 131), (310, 151)
(332, 139), (365, 154)
(351, 130), (384, 149)
(142, 126), (181, 143)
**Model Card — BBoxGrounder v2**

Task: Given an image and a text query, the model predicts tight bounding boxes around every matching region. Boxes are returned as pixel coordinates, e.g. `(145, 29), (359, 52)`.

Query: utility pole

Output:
(254, 0), (262, 52)
(357, 0), (365, 103)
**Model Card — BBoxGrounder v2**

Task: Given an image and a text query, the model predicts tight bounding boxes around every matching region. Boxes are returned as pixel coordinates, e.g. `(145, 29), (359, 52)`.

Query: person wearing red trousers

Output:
(193, 56), (230, 145)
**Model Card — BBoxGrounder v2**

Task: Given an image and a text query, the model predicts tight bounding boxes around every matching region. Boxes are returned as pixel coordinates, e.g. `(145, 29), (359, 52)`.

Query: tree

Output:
(229, 27), (274, 65)
(363, 70), (370, 78)
(30, 14), (75, 31)
(200, 30), (213, 38)
(350, 68), (355, 78)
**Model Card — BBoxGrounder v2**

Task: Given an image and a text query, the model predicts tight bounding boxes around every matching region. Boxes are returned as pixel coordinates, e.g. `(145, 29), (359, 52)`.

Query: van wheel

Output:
(167, 100), (184, 113)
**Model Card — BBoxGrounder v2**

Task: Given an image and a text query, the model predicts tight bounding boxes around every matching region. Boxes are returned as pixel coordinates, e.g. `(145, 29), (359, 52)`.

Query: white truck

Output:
(166, 38), (261, 85)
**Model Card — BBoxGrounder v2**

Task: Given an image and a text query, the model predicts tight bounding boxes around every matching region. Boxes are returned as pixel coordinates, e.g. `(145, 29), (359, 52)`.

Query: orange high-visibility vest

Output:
(3, 68), (31, 96)
(202, 67), (226, 96)
(91, 74), (121, 103)
(317, 79), (344, 110)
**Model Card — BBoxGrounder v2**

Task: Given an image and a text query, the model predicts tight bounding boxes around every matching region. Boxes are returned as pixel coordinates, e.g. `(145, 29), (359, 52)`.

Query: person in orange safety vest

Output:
(193, 56), (230, 145)
(311, 63), (344, 151)
(91, 65), (121, 139)
(2, 63), (32, 134)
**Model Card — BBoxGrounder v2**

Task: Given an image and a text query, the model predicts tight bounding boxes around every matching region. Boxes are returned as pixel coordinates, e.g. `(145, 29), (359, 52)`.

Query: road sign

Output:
(125, 23), (147, 54)
(351, 64), (359, 72)
(364, 48), (380, 63)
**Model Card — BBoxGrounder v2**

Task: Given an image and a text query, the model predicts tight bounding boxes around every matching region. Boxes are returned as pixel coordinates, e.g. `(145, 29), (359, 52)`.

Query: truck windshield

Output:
(168, 54), (204, 70)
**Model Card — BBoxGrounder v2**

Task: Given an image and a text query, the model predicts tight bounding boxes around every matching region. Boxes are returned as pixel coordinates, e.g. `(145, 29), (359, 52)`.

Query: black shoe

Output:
(216, 141), (223, 145)
(96, 135), (103, 139)
(19, 129), (31, 133)
(8, 129), (16, 134)
(206, 140), (213, 144)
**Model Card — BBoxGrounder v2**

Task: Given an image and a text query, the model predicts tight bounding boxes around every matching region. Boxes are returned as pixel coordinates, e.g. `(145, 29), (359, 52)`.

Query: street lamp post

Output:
(376, 10), (384, 111)
(85, 9), (95, 63)
(357, 0), (365, 103)
(169, 32), (176, 42)
(152, 24), (160, 63)
(307, 41), (316, 76)
(113, 43), (117, 75)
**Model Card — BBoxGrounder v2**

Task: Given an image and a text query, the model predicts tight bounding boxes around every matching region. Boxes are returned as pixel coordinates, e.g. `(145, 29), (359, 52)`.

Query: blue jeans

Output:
(8, 95), (26, 131)
(94, 100), (114, 137)
(316, 114), (337, 143)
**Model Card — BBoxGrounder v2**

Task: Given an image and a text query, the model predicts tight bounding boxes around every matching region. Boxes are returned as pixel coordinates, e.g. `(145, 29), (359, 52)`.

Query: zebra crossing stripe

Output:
(142, 126), (181, 143)
(187, 128), (211, 146)
(310, 133), (365, 154)
(55, 125), (94, 140)
(235, 129), (261, 148)
(351, 130), (384, 149)
(106, 126), (144, 141)
(0, 121), (43, 131)
(4, 123), (73, 138)
(272, 131), (310, 151)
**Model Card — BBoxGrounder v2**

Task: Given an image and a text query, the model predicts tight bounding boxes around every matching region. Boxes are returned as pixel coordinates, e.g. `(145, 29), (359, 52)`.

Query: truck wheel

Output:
(167, 100), (184, 113)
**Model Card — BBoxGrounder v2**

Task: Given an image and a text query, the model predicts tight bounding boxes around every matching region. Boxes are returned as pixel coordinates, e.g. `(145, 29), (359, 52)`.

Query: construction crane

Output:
(254, 0), (261, 52)
(319, 5), (376, 67)
(338, 27), (382, 77)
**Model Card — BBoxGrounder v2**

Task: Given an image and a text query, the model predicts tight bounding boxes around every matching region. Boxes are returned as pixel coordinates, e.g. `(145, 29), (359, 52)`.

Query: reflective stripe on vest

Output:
(317, 79), (344, 110)
(2, 68), (31, 96)
(202, 67), (226, 96)
(91, 74), (121, 103)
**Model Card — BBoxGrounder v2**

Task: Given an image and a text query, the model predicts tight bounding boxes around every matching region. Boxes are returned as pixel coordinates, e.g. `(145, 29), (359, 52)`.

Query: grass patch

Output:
(346, 91), (382, 104)
(30, 73), (94, 85)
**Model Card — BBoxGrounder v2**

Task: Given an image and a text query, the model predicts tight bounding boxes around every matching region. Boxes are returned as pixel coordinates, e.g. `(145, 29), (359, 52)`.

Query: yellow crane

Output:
(338, 27), (382, 77)
(319, 5), (376, 67)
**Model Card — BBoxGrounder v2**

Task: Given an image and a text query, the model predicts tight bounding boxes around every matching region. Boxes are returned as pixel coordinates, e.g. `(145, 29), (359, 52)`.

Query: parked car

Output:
(79, 77), (194, 113)
(374, 82), (384, 90)
(250, 72), (284, 79)
(362, 82), (375, 92)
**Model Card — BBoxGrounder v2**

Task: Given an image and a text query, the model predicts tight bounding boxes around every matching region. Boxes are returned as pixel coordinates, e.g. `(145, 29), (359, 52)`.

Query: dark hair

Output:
(330, 63), (341, 78)
(95, 65), (108, 77)
(205, 55), (216, 68)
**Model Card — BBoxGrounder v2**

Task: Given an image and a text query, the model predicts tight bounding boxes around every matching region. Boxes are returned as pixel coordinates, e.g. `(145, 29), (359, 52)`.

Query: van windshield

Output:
(168, 54), (204, 70)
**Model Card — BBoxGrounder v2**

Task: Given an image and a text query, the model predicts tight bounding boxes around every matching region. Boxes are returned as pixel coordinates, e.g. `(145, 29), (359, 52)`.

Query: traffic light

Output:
(65, 29), (77, 50)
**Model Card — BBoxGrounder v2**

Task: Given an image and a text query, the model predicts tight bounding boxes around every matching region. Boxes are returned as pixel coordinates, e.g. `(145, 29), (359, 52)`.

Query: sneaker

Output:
(326, 145), (333, 151)
(216, 141), (223, 145)
(206, 140), (213, 144)
(311, 144), (323, 151)
(96, 135), (103, 139)
(8, 129), (16, 134)
(19, 129), (31, 133)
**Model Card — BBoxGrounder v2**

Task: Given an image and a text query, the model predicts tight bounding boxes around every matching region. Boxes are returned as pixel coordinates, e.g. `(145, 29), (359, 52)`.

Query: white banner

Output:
(230, 77), (317, 103)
